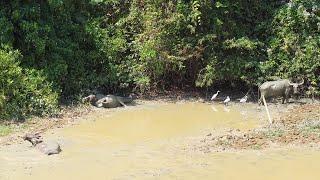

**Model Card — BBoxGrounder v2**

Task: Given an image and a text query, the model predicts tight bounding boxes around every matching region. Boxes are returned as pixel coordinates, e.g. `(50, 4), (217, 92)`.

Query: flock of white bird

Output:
(210, 90), (248, 105)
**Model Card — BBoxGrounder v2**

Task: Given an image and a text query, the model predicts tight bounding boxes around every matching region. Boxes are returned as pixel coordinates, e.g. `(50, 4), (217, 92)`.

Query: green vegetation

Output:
(0, 0), (319, 120)
(301, 121), (320, 137)
(264, 128), (285, 138)
(0, 124), (12, 136)
(0, 48), (58, 120)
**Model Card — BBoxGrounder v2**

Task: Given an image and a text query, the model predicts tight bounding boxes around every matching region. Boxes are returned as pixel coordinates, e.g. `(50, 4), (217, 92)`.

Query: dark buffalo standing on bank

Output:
(258, 79), (304, 105)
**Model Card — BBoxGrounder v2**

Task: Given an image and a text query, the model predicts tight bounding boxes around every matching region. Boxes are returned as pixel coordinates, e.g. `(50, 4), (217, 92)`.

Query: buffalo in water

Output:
(258, 79), (304, 105)
(23, 133), (61, 155)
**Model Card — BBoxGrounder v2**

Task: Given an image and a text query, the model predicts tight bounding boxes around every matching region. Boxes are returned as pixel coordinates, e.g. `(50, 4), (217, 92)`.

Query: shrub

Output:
(0, 48), (58, 120)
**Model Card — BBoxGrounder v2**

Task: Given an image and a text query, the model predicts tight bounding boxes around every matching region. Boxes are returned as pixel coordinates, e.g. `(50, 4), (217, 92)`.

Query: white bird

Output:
(211, 90), (220, 101)
(223, 96), (230, 105)
(240, 95), (248, 103)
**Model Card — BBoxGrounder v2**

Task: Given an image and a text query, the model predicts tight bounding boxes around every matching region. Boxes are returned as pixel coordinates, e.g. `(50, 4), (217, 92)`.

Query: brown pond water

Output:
(1, 102), (320, 180)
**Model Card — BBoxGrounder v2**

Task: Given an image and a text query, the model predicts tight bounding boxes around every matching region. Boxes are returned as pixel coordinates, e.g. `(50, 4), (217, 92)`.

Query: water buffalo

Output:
(23, 133), (61, 155)
(82, 93), (135, 108)
(258, 79), (304, 105)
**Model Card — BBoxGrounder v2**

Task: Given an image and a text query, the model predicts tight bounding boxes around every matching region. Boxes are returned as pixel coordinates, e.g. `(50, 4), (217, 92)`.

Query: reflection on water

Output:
(210, 105), (218, 112)
(1, 102), (319, 180)
(223, 106), (231, 112)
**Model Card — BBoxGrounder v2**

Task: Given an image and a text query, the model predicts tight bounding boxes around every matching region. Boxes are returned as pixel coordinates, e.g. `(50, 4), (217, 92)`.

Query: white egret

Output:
(223, 96), (230, 105)
(211, 90), (220, 101)
(240, 95), (248, 103)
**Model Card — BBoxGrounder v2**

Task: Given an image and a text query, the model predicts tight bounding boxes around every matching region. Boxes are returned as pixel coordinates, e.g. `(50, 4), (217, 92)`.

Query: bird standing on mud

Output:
(240, 95), (248, 103)
(223, 96), (230, 105)
(211, 90), (220, 101)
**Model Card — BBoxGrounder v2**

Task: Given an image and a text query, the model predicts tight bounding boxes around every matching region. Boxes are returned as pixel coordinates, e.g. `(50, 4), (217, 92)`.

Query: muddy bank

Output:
(0, 105), (93, 146)
(193, 103), (320, 153)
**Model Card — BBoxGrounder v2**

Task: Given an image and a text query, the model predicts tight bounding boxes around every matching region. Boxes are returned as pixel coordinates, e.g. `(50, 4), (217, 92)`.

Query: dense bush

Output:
(111, 0), (319, 91)
(98, 0), (276, 89)
(0, 48), (58, 120)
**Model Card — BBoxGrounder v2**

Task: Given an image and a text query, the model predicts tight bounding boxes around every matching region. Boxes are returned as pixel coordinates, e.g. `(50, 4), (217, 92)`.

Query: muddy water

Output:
(60, 102), (259, 144)
(1, 102), (320, 180)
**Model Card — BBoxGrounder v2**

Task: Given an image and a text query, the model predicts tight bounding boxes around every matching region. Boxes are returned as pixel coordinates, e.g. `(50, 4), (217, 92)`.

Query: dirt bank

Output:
(0, 105), (93, 146)
(193, 103), (320, 152)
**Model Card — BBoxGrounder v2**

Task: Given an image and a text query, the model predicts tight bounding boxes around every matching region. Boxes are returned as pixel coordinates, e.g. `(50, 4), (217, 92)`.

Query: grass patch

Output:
(264, 129), (285, 138)
(0, 121), (28, 137)
(0, 125), (12, 137)
(302, 122), (320, 131)
(300, 121), (320, 137)
(252, 144), (262, 150)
